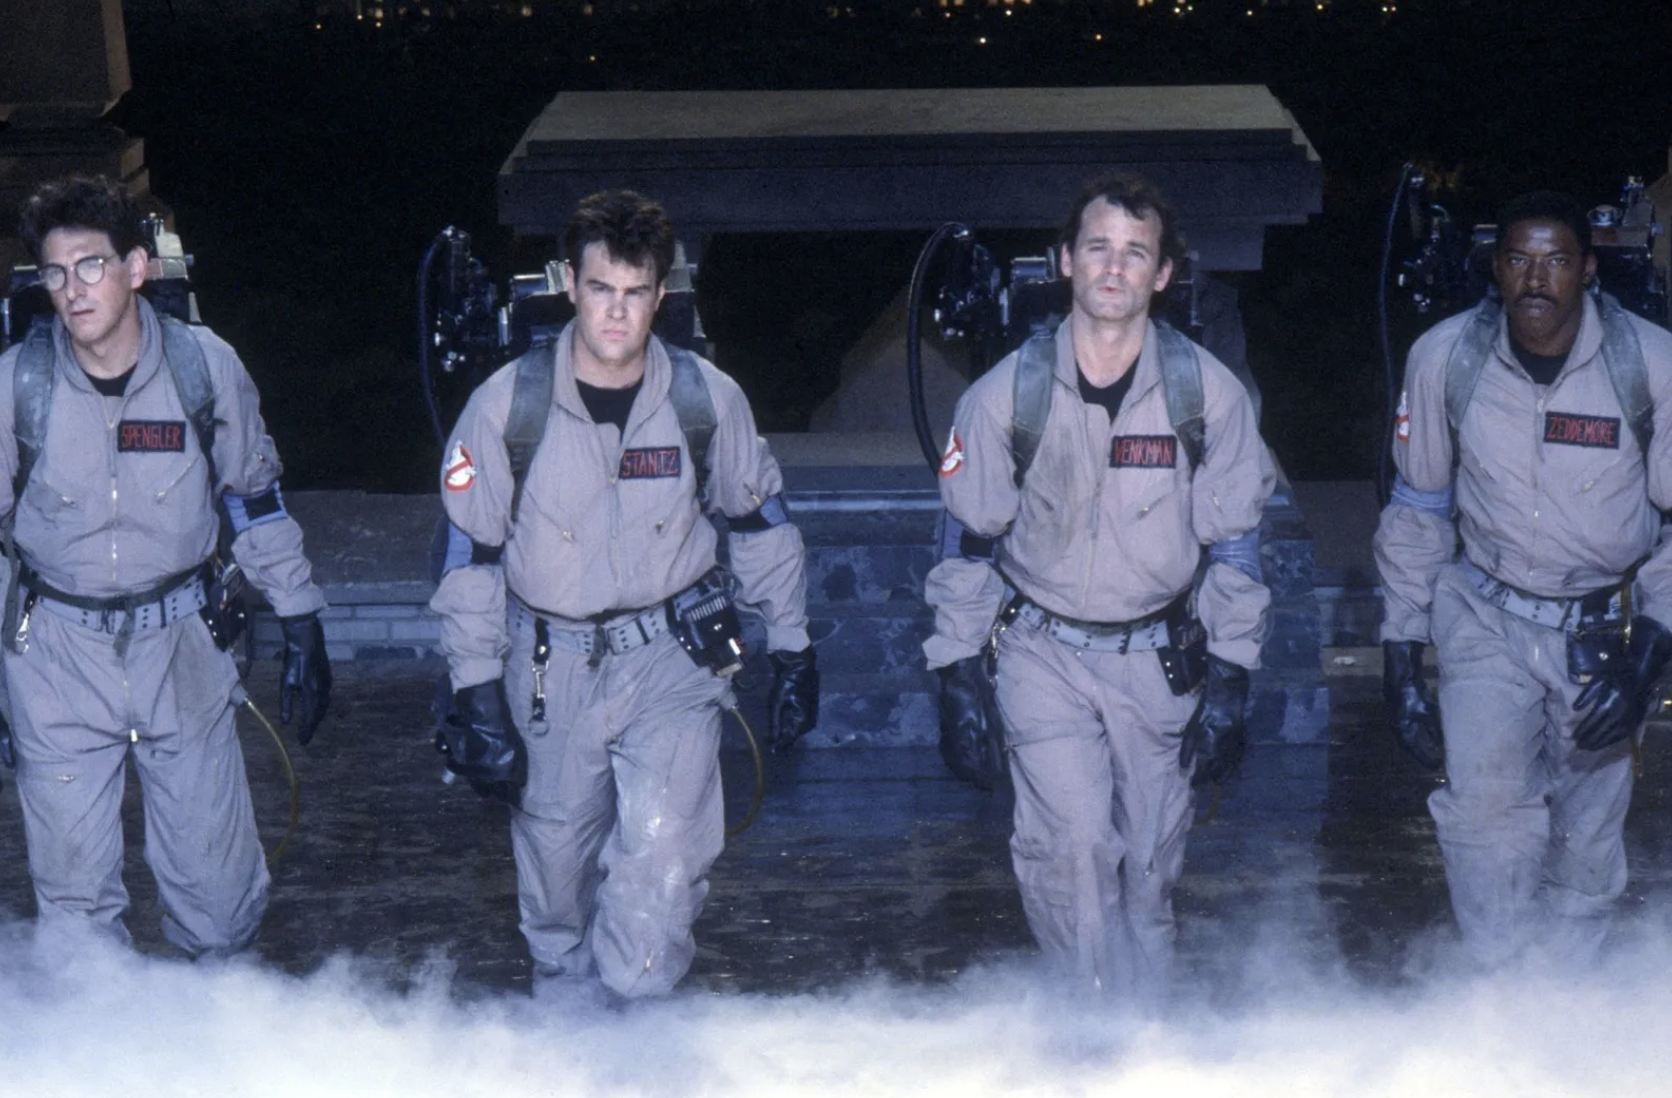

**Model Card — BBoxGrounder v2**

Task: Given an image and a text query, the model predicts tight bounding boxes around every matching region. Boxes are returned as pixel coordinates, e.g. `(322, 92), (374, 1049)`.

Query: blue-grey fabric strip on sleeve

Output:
(1208, 528), (1263, 584)
(1390, 473), (1454, 518)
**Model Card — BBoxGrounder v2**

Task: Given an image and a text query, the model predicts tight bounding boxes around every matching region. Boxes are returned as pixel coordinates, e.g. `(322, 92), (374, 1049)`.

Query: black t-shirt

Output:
(86, 366), (134, 397)
(1077, 365), (1137, 425)
(1509, 338), (1568, 387)
(576, 377), (642, 434)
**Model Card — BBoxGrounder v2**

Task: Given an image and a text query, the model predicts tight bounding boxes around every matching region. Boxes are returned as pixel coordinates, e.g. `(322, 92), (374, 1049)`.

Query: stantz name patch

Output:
(1544, 412), (1620, 450)
(118, 420), (186, 453)
(619, 447), (682, 479)
(1109, 435), (1178, 469)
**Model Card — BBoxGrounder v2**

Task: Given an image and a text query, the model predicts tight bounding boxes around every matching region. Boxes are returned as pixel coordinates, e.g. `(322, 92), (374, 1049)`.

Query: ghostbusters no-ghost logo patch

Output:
(1395, 391), (1410, 443)
(444, 440), (476, 492)
(939, 427), (965, 477)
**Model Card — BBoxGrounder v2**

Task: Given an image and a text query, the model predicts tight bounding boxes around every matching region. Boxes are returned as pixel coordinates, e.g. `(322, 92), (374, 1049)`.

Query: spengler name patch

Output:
(118, 420), (186, 453)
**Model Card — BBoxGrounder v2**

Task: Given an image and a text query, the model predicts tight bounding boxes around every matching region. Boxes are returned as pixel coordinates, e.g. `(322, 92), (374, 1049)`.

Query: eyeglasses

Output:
(38, 254), (121, 293)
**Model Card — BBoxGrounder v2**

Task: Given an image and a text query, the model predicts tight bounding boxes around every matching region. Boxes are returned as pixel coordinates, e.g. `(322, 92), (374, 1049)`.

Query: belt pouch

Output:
(668, 583), (745, 676)
(1567, 592), (1625, 685)
(1156, 602), (1207, 696)
(200, 560), (249, 652)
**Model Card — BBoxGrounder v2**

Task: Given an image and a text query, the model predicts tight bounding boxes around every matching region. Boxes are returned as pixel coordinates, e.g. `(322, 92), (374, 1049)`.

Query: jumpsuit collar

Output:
(52, 295), (166, 397)
(1051, 316), (1163, 412)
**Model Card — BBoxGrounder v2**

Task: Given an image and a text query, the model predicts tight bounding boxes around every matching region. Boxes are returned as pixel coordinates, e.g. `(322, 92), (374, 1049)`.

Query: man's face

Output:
(1059, 197), (1173, 326)
(562, 241), (664, 372)
(1493, 218), (1595, 354)
(39, 227), (147, 354)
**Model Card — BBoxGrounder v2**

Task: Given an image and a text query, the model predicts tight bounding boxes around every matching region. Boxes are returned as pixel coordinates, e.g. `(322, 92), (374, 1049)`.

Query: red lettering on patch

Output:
(619, 447), (682, 479)
(1543, 412), (1620, 450)
(117, 420), (186, 453)
(1109, 435), (1178, 469)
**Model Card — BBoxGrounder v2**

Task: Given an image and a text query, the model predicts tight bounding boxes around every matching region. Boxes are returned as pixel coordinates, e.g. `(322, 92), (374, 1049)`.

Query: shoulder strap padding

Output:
(13, 323), (54, 502)
(1443, 298), (1504, 442)
(1011, 334), (1055, 488)
(503, 340), (556, 525)
(666, 345), (717, 499)
(1155, 320), (1205, 472)
(157, 316), (219, 487)
(1597, 293), (1653, 458)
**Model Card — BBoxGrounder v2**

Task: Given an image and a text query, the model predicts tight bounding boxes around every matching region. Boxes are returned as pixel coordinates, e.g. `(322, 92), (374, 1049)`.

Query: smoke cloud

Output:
(4, 906), (1672, 1098)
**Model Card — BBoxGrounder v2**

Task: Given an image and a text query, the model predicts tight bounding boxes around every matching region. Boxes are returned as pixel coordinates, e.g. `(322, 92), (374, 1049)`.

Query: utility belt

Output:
(513, 568), (745, 722)
(1460, 559), (1640, 685)
(19, 560), (205, 643)
(994, 586), (1207, 695)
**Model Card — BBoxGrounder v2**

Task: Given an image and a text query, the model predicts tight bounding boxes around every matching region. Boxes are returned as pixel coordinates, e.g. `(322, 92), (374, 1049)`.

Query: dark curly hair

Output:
(1495, 190), (1591, 256)
(561, 190), (676, 285)
(18, 174), (149, 264)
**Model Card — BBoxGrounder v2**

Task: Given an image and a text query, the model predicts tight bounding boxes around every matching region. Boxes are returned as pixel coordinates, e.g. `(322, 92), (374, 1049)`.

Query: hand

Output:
(1574, 615), (1672, 751)
(1383, 640), (1444, 770)
(1180, 654), (1249, 786)
(936, 655), (1006, 790)
(279, 614), (332, 745)
(766, 647), (820, 752)
(435, 679), (527, 807)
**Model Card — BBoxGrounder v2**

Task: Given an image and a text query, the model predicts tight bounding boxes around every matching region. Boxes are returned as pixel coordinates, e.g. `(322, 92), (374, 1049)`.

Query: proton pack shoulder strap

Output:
(665, 344), (717, 499)
(502, 338), (718, 524)
(156, 315), (220, 489)
(12, 322), (54, 504)
(1443, 298), (1506, 447)
(1010, 333), (1055, 488)
(1155, 319), (1205, 472)
(1596, 292), (1653, 458)
(503, 338), (557, 525)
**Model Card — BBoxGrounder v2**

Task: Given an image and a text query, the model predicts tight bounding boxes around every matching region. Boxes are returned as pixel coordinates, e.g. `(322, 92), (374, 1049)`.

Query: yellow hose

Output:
(725, 705), (765, 839)
(239, 698), (300, 865)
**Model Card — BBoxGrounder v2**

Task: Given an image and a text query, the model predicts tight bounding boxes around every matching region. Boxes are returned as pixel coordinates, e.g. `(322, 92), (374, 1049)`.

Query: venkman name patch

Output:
(118, 420), (186, 453)
(619, 447), (682, 479)
(1544, 412), (1620, 450)
(1110, 435), (1178, 469)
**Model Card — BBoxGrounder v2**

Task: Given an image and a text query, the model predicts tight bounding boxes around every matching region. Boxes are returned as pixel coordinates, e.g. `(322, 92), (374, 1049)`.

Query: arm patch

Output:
(729, 494), (789, 533)
(223, 484), (287, 534)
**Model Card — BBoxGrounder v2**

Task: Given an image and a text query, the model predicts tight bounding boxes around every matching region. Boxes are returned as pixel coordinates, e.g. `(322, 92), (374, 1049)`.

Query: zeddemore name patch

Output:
(1544, 412), (1620, 450)
(1110, 435), (1178, 469)
(118, 420), (186, 453)
(619, 447), (682, 479)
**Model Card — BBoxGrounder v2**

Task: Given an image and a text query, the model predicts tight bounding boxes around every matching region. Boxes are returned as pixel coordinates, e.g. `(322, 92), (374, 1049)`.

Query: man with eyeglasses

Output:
(0, 174), (332, 957)
(1377, 191), (1672, 967)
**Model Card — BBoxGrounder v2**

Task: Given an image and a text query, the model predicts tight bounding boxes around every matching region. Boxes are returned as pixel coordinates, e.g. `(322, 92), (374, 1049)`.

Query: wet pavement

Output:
(1, 651), (1670, 1000)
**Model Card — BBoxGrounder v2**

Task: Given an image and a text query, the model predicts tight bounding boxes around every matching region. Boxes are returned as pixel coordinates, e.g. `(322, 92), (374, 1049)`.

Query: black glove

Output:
(1180, 654), (1249, 787)
(435, 679), (527, 807)
(1574, 615), (1672, 751)
(766, 647), (820, 752)
(936, 655), (1006, 790)
(279, 613), (332, 745)
(1383, 640), (1444, 770)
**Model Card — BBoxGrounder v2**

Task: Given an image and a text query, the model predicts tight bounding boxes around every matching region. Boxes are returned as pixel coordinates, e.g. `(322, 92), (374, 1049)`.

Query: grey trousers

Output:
(506, 624), (730, 999)
(5, 607), (267, 956)
(994, 615), (1200, 1002)
(1430, 564), (1634, 967)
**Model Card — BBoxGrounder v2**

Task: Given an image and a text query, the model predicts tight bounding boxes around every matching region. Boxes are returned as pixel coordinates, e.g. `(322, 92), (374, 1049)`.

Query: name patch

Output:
(619, 447), (682, 479)
(118, 420), (186, 453)
(1544, 412), (1620, 450)
(1110, 435), (1178, 469)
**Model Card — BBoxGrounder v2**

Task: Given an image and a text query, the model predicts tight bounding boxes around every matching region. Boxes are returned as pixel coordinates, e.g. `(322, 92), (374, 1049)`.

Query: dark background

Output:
(91, 0), (1672, 491)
